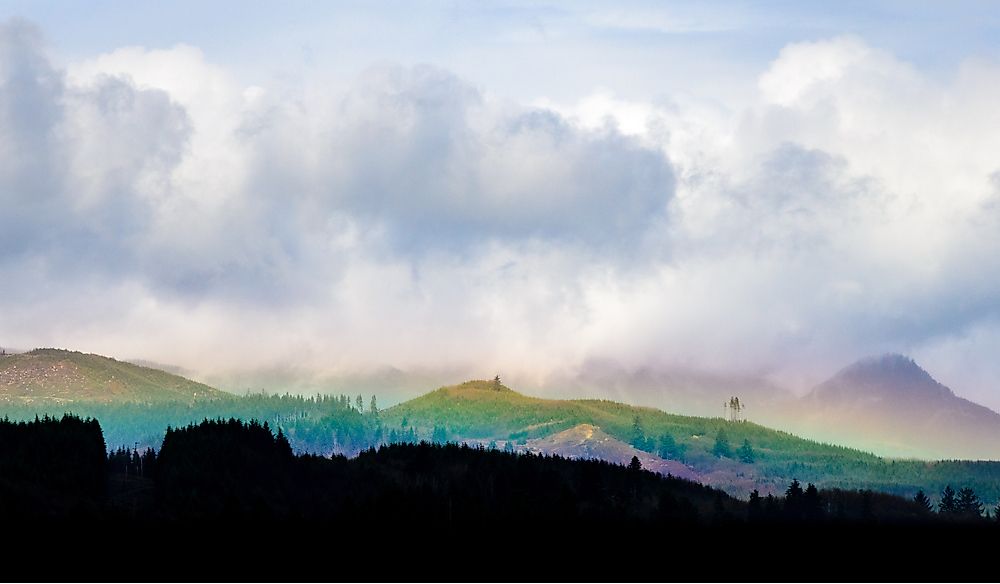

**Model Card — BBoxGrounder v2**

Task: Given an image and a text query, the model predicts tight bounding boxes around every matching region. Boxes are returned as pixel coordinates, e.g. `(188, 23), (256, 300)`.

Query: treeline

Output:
(0, 392), (389, 455)
(0, 415), (106, 518)
(0, 414), (996, 529)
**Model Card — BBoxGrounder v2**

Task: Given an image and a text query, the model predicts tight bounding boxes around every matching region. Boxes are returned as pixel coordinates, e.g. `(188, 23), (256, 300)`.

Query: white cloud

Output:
(4, 19), (1000, 409)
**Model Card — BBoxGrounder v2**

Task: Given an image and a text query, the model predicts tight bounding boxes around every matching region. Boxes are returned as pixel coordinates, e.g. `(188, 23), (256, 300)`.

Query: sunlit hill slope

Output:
(0, 349), (227, 405)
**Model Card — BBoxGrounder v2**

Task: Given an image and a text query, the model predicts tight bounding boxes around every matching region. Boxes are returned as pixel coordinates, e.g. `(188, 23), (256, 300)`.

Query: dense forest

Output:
(1, 414), (997, 528)
(3, 414), (998, 580)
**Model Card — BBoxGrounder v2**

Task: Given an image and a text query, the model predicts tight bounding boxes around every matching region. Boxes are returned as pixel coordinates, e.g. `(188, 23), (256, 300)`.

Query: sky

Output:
(3, 1), (1000, 406)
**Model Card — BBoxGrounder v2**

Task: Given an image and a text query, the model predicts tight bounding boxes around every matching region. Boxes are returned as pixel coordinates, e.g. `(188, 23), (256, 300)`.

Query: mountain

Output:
(524, 423), (701, 481)
(790, 354), (1000, 459)
(0, 348), (228, 404)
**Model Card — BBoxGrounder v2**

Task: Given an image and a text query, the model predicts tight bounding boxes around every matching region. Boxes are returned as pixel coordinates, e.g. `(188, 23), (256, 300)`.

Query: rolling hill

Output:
(382, 379), (888, 495)
(381, 378), (1000, 501)
(0, 349), (228, 405)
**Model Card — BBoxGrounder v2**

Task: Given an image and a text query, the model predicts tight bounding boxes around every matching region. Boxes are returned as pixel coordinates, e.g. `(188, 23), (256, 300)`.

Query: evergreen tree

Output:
(784, 479), (804, 519)
(369, 395), (379, 417)
(803, 483), (823, 520)
(938, 485), (958, 515)
(956, 487), (983, 519)
(913, 490), (933, 513)
(628, 455), (642, 471)
(738, 439), (755, 463)
(657, 433), (686, 460)
(712, 429), (732, 458)
(355, 394), (364, 413)
(747, 489), (762, 521)
(630, 416), (652, 451)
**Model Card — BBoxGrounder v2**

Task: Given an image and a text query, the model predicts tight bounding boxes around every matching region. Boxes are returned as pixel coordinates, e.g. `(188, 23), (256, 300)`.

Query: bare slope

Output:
(525, 423), (701, 481)
(0, 349), (227, 404)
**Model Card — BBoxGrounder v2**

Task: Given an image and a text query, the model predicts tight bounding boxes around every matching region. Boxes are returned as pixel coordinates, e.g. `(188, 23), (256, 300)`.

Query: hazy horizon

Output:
(4, 2), (1000, 409)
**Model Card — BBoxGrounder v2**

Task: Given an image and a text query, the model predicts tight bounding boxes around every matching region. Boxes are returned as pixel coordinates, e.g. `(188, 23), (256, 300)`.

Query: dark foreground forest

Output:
(1, 415), (996, 581)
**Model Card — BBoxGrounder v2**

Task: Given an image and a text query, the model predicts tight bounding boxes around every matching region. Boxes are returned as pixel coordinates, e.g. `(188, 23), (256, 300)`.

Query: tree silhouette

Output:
(913, 490), (933, 513)
(938, 485), (958, 515)
(747, 489), (762, 521)
(628, 455), (642, 471)
(784, 479), (804, 519)
(956, 487), (983, 519)
(803, 483), (824, 520)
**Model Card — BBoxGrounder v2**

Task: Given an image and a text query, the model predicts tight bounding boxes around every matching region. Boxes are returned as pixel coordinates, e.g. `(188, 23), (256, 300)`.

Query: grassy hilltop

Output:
(0, 349), (226, 405)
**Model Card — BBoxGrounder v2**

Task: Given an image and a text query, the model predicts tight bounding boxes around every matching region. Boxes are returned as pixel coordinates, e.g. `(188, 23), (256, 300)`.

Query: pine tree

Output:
(939, 485), (958, 515)
(913, 490), (933, 513)
(738, 439), (755, 463)
(712, 429), (732, 458)
(784, 479), (804, 519)
(803, 483), (823, 520)
(956, 487), (983, 519)
(369, 395), (379, 416)
(748, 489), (762, 521)
(631, 416), (649, 450)
(628, 455), (642, 471)
(657, 433), (685, 460)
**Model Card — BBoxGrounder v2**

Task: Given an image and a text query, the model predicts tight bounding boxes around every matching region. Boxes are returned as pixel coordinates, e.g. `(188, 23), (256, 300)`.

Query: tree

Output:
(738, 439), (755, 463)
(956, 487), (983, 519)
(803, 483), (824, 520)
(784, 479), (804, 519)
(712, 429), (732, 458)
(913, 490), (933, 513)
(355, 394), (364, 413)
(657, 433), (686, 461)
(938, 485), (958, 515)
(628, 455), (642, 471)
(630, 416), (652, 451)
(747, 489), (762, 521)
(369, 395), (379, 416)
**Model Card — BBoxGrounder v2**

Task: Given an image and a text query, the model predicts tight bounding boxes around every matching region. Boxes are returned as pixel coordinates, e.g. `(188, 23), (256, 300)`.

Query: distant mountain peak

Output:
(815, 353), (953, 400)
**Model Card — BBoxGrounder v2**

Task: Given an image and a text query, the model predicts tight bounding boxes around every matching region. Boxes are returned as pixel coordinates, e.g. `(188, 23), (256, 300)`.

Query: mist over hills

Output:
(537, 358), (796, 419)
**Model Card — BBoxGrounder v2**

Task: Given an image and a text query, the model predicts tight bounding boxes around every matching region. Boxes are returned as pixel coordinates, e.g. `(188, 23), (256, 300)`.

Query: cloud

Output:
(0, 20), (675, 376)
(4, 20), (1000, 409)
(0, 20), (190, 290)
